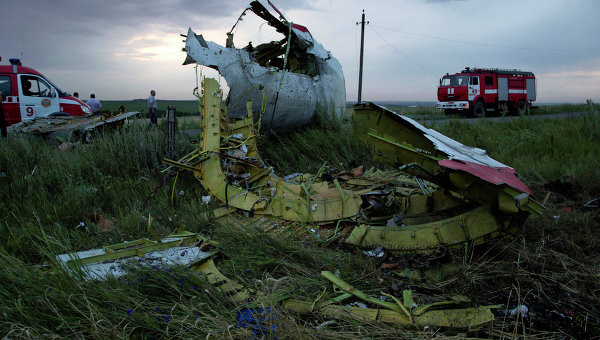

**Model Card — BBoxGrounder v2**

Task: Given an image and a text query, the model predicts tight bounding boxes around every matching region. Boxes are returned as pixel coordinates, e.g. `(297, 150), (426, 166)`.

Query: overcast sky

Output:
(1, 0), (598, 103)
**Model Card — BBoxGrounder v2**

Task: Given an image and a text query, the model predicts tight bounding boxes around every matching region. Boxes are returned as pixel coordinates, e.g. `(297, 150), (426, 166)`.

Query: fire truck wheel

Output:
(472, 101), (485, 118)
(516, 100), (527, 116)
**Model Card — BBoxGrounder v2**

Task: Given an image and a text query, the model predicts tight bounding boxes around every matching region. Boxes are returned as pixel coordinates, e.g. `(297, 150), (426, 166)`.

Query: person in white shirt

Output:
(148, 90), (157, 125)
(87, 94), (102, 114)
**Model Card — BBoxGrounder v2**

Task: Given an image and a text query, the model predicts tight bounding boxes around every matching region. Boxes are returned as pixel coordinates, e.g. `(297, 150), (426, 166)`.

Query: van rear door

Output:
(18, 74), (60, 120)
(0, 74), (21, 124)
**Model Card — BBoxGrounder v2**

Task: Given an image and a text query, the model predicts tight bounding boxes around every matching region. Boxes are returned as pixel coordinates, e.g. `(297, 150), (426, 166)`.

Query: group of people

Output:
(71, 90), (157, 124)
(73, 92), (102, 114)
(0, 87), (157, 137)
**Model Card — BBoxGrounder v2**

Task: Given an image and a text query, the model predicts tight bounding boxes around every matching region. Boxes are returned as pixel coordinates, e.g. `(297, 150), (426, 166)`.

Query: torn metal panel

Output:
(7, 111), (139, 141)
(283, 271), (498, 328)
(440, 159), (531, 194)
(56, 231), (250, 303)
(345, 205), (513, 253)
(284, 300), (496, 328)
(351, 102), (542, 215)
(193, 258), (251, 303)
(186, 78), (361, 223)
(56, 231), (217, 281)
(183, 1), (346, 132)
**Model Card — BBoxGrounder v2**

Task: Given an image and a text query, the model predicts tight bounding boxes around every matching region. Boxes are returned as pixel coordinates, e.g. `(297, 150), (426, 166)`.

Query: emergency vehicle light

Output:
(9, 58), (22, 66)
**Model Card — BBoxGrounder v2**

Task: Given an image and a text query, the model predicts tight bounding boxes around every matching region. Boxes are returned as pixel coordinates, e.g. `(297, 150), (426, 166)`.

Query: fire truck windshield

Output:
(441, 75), (469, 87)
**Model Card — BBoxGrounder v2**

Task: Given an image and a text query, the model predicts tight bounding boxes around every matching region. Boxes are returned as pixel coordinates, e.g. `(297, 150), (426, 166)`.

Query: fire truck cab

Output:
(437, 67), (536, 118)
(0, 58), (91, 126)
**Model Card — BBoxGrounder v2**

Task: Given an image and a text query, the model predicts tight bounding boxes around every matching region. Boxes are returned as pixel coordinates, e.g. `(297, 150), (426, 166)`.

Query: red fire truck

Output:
(437, 67), (536, 117)
(0, 58), (91, 126)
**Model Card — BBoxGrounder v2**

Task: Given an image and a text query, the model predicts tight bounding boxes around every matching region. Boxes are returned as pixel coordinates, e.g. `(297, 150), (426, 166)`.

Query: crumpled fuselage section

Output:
(183, 1), (346, 132)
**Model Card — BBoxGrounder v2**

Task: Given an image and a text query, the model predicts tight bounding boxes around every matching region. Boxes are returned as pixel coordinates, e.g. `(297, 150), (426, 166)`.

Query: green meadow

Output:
(0, 103), (598, 338)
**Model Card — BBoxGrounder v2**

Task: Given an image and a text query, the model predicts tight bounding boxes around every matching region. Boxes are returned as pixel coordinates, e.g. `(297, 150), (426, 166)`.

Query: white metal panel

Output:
(56, 238), (216, 281)
(526, 78), (536, 101)
(376, 104), (508, 168)
(184, 28), (346, 132)
(498, 77), (508, 101)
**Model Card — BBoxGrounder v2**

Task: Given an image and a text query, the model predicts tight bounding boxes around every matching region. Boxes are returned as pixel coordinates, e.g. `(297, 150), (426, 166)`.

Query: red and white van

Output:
(0, 58), (91, 126)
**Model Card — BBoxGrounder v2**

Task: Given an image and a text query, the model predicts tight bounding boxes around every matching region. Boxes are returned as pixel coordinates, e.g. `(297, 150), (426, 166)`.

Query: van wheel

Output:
(48, 112), (70, 117)
(472, 101), (485, 118)
(516, 100), (527, 116)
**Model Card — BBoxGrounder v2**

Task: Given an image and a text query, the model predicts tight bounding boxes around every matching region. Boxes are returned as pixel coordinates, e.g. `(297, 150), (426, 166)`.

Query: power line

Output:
(369, 26), (438, 78)
(371, 24), (594, 52)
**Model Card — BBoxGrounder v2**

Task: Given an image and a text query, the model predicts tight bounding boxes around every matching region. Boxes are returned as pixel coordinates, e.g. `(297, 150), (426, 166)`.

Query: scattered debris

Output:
(157, 79), (546, 268)
(56, 230), (250, 302)
(56, 231), (218, 281)
(510, 305), (529, 318)
(149, 76), (549, 329)
(584, 198), (599, 209)
(236, 308), (278, 337)
(363, 246), (385, 258)
(346, 302), (368, 309)
(283, 271), (499, 328)
(7, 111), (139, 141)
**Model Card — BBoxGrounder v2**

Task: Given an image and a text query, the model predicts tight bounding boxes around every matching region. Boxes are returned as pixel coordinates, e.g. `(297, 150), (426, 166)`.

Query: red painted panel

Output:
(439, 159), (532, 194)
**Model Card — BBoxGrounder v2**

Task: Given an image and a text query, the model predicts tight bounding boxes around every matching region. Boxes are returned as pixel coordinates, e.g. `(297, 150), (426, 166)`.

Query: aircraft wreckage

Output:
(167, 78), (542, 254)
(58, 77), (542, 330)
(182, 0), (346, 132)
(57, 2), (544, 331)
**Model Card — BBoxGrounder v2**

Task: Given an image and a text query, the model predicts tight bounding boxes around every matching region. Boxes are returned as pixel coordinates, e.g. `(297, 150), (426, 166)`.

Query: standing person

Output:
(148, 90), (157, 126)
(87, 94), (102, 114)
(0, 91), (7, 138)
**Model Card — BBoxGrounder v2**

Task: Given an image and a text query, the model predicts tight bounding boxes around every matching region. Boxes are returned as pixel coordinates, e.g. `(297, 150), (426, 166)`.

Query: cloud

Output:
(2, 0), (599, 102)
(544, 70), (600, 78)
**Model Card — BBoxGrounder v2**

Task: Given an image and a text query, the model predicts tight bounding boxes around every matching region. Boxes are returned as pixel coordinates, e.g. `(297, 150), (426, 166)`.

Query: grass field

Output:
(0, 106), (599, 338)
(101, 100), (201, 118)
(99, 100), (599, 122)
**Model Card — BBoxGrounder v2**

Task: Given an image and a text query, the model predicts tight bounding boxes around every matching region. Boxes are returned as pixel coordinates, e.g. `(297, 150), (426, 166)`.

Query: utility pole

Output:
(356, 9), (368, 104)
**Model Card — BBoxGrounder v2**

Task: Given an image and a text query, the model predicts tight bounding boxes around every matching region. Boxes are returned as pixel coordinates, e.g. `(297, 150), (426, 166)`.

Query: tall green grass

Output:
(0, 112), (598, 337)
(431, 112), (600, 193)
(0, 124), (384, 338)
(534, 102), (600, 115)
(259, 123), (373, 175)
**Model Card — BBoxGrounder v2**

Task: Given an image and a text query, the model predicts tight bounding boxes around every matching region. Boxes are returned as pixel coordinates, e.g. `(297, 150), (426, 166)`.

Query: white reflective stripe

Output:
(484, 89), (497, 94)
(5, 96), (19, 102)
(60, 98), (80, 105)
(508, 89), (526, 94)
